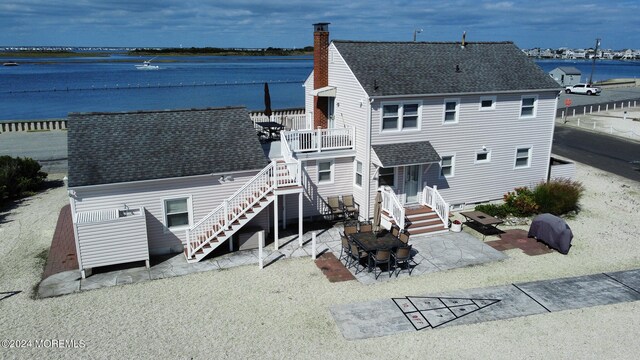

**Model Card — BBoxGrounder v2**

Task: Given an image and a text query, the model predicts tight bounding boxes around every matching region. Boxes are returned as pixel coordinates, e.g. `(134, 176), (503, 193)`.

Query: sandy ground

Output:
(1, 163), (639, 359)
(561, 106), (640, 141)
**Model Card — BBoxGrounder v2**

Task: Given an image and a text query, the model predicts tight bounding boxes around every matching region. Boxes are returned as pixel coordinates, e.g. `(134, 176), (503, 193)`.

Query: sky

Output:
(1, 0), (638, 50)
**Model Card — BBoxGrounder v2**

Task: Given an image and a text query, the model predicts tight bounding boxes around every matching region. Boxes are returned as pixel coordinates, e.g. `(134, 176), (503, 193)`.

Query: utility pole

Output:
(588, 38), (601, 85)
(413, 28), (423, 42)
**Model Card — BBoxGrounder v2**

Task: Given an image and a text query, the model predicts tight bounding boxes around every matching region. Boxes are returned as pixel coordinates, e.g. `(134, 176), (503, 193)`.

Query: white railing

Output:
(282, 126), (355, 153)
(421, 185), (449, 229)
(380, 186), (405, 229)
(280, 133), (301, 186)
(185, 160), (300, 258)
(249, 108), (308, 130)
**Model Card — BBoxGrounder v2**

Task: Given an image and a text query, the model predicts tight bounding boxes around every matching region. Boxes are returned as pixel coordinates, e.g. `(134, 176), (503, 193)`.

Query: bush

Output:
(533, 179), (584, 215)
(0, 156), (47, 205)
(474, 203), (510, 218)
(503, 187), (539, 217)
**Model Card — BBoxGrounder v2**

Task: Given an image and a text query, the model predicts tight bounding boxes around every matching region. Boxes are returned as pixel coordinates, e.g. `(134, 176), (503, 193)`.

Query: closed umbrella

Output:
(264, 82), (272, 120)
(373, 191), (382, 232)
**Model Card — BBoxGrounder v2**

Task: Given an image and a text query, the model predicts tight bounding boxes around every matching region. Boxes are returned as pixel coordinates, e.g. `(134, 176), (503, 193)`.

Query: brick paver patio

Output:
(486, 229), (554, 256)
(314, 252), (356, 282)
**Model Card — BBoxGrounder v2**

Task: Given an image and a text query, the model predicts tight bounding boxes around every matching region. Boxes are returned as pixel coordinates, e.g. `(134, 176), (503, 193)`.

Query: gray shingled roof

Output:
(372, 141), (440, 167)
(333, 41), (562, 96)
(67, 107), (268, 187)
(555, 66), (581, 75)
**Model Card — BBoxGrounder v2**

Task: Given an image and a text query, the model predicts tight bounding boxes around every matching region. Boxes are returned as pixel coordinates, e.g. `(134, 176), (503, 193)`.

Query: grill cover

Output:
(528, 213), (573, 254)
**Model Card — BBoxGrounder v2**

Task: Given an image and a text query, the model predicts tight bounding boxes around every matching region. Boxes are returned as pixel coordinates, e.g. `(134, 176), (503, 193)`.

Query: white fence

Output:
(282, 127), (355, 153)
(249, 108), (308, 131)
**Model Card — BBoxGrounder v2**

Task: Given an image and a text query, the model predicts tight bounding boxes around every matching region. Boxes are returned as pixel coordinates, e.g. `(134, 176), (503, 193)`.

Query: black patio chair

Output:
(369, 249), (392, 279)
(390, 225), (401, 238)
(348, 240), (368, 274)
(398, 231), (410, 245)
(393, 245), (415, 277)
(341, 194), (359, 219)
(359, 221), (372, 233)
(339, 236), (352, 265)
(327, 196), (344, 221)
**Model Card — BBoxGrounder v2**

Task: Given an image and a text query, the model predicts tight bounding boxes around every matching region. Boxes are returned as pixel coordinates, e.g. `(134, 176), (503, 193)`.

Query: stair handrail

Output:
(280, 131), (301, 185)
(185, 161), (277, 258)
(379, 186), (405, 229)
(421, 185), (450, 228)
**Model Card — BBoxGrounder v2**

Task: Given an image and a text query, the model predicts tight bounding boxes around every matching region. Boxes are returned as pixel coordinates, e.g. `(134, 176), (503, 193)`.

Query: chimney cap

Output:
(313, 23), (330, 32)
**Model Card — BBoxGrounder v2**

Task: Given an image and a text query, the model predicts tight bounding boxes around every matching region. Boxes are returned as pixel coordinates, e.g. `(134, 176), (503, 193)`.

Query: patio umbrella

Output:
(264, 82), (272, 120)
(373, 191), (382, 232)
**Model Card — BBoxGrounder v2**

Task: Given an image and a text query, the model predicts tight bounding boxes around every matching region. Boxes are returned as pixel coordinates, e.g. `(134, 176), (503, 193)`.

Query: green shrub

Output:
(533, 179), (584, 215)
(0, 155), (47, 205)
(503, 187), (539, 217)
(474, 203), (510, 218)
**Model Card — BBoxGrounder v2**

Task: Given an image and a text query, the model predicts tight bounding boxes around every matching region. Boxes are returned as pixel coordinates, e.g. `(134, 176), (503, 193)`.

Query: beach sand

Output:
(0, 161), (639, 359)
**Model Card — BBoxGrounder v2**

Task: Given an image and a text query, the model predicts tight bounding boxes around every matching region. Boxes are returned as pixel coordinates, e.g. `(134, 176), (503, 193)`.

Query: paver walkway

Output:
(330, 269), (640, 340)
(314, 252), (356, 282)
(486, 229), (555, 256)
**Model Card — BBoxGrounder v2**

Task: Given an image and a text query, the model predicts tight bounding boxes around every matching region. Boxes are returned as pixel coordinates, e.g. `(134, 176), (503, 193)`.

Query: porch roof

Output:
(372, 141), (441, 167)
(311, 86), (337, 97)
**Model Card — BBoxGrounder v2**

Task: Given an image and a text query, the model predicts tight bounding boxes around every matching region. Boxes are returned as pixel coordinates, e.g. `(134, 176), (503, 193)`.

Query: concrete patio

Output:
(38, 222), (507, 298)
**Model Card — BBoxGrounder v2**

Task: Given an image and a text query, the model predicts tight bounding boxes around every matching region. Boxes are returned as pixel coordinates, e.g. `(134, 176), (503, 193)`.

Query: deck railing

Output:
(185, 159), (300, 258)
(250, 108), (308, 130)
(421, 185), (449, 228)
(281, 126), (355, 153)
(380, 186), (405, 229)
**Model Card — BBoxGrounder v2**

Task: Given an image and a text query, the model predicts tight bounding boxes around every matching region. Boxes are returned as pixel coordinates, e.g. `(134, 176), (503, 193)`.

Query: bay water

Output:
(1, 54), (638, 121)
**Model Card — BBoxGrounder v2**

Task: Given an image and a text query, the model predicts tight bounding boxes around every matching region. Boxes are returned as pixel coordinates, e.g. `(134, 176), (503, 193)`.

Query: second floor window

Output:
(443, 99), (460, 124)
(381, 102), (421, 131)
(520, 96), (537, 118)
(318, 160), (334, 183)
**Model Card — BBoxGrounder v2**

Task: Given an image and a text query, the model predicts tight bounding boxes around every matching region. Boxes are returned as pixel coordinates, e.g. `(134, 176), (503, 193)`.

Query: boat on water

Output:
(135, 58), (159, 70)
(3, 61), (18, 66)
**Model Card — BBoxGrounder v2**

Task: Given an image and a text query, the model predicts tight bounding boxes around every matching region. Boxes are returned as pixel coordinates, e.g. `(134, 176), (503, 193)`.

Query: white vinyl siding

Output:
(443, 99), (460, 124)
(520, 95), (537, 118)
(70, 170), (265, 255)
(380, 101), (422, 132)
(514, 147), (532, 168)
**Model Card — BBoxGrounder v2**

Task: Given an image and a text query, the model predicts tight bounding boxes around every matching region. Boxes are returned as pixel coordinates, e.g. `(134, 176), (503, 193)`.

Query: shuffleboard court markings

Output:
(393, 296), (501, 330)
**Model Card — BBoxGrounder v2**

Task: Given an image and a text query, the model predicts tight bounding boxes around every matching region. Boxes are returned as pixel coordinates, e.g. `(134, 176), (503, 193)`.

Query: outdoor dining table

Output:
(460, 210), (504, 239)
(349, 231), (404, 272)
(256, 121), (285, 140)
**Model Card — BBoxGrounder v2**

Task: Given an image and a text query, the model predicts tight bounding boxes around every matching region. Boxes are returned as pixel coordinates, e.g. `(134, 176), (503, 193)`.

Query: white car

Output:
(565, 83), (601, 95)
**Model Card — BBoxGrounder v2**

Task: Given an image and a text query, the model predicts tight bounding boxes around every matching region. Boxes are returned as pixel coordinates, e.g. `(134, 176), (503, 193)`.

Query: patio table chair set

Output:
(339, 222), (417, 279)
(326, 195), (360, 221)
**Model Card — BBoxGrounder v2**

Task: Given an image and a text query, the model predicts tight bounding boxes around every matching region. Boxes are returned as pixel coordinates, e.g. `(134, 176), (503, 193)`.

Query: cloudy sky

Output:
(1, 0), (637, 50)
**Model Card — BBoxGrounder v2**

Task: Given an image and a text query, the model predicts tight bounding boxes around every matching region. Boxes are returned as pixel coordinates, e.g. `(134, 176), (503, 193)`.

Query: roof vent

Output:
(455, 64), (461, 73)
(461, 31), (466, 48)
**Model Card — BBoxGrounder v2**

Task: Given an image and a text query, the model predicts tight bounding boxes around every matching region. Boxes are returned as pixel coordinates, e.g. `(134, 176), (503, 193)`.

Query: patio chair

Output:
(344, 223), (358, 237)
(327, 196), (344, 220)
(390, 225), (401, 238)
(349, 240), (369, 274)
(393, 245), (415, 277)
(359, 221), (372, 233)
(341, 194), (359, 219)
(369, 249), (392, 279)
(399, 231), (410, 244)
(339, 236), (352, 265)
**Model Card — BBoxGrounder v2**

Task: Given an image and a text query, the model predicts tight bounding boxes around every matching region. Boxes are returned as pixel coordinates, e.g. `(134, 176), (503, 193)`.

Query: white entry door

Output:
(327, 97), (335, 129)
(404, 165), (421, 203)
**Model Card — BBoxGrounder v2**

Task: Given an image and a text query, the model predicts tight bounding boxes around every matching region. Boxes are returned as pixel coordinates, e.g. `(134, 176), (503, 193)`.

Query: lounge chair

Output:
(341, 195), (359, 219)
(327, 196), (344, 220)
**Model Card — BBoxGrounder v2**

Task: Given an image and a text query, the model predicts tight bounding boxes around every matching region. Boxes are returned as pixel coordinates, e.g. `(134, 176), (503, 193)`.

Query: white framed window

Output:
(355, 160), (363, 187)
(475, 149), (491, 164)
(381, 102), (421, 131)
(520, 95), (537, 118)
(479, 96), (496, 110)
(514, 147), (532, 168)
(163, 196), (192, 230)
(318, 159), (334, 184)
(443, 99), (460, 124)
(440, 155), (455, 178)
(378, 167), (395, 188)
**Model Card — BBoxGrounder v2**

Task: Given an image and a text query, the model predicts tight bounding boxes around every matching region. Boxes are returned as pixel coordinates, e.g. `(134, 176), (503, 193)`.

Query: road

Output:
(553, 124), (640, 182)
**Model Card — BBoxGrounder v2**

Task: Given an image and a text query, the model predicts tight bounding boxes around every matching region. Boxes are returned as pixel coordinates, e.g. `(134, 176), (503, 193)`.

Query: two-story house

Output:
(66, 23), (561, 277)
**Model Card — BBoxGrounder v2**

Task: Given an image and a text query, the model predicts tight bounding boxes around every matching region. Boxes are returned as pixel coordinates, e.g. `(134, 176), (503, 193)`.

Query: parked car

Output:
(564, 83), (601, 95)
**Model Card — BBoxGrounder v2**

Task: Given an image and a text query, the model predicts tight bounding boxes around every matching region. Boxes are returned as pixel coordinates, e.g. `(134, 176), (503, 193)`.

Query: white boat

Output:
(135, 59), (159, 70)
(3, 61), (18, 66)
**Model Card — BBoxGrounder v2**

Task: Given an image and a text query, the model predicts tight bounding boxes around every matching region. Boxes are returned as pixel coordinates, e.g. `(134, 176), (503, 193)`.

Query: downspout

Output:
(364, 97), (373, 220)
(545, 91), (561, 182)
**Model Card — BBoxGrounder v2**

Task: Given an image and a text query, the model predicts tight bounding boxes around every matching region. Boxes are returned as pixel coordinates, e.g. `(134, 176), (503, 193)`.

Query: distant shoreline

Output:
(1, 47), (313, 58)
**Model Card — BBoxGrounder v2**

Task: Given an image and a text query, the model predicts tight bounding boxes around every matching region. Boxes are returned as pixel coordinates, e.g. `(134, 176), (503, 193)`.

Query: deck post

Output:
(298, 192), (303, 247)
(312, 232), (317, 260)
(282, 194), (287, 230)
(258, 230), (264, 269)
(316, 127), (322, 152)
(274, 195), (279, 250)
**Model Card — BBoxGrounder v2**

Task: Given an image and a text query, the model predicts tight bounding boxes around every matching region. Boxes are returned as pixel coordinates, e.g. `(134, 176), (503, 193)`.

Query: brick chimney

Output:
(313, 22), (330, 129)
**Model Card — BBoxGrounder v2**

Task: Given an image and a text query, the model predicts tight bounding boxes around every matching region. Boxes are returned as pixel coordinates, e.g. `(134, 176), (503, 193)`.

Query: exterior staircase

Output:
(403, 205), (449, 236)
(184, 159), (300, 263)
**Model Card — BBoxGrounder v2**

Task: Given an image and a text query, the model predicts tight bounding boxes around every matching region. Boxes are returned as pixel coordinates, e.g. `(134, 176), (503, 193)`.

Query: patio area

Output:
(38, 214), (511, 297)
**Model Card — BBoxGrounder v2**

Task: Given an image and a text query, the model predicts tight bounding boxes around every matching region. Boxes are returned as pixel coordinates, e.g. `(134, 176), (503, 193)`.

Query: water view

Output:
(1, 54), (638, 121)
